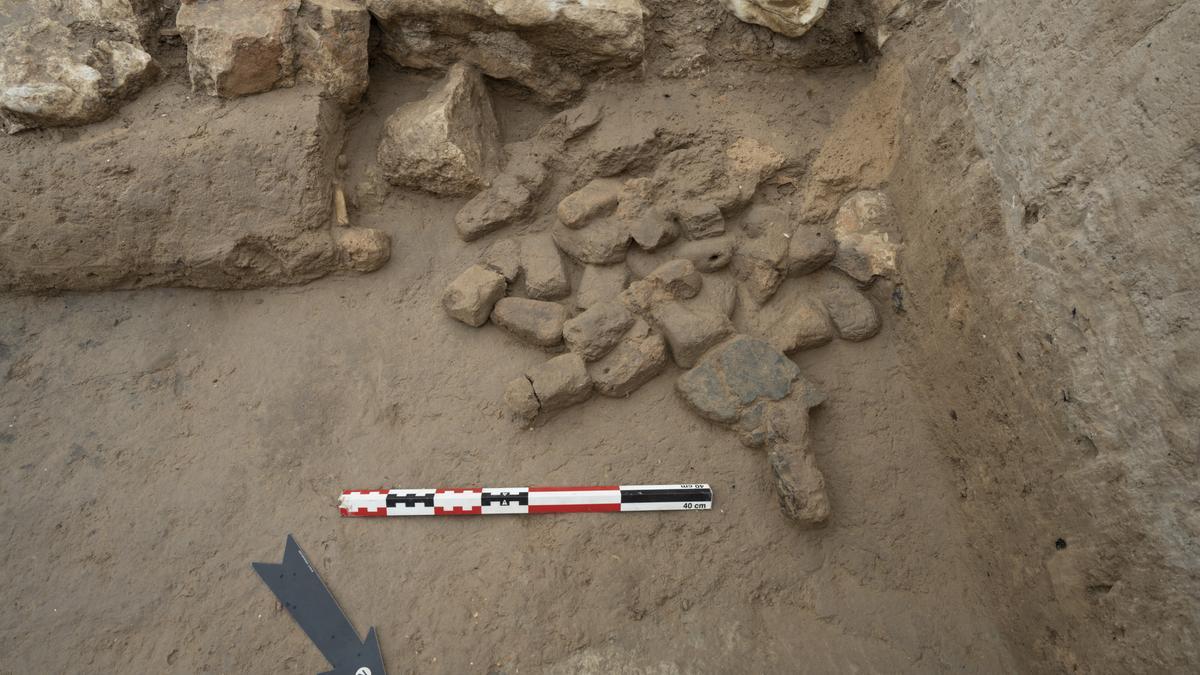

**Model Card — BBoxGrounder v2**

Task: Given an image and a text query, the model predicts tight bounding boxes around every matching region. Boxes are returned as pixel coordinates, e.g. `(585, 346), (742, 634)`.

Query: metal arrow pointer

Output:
(252, 535), (386, 675)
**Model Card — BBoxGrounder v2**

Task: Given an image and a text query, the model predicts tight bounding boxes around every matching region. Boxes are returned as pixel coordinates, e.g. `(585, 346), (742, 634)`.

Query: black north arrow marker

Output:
(253, 535), (386, 675)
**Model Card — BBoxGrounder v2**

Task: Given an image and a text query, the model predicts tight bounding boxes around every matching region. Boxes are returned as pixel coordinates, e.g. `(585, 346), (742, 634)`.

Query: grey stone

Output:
(552, 220), (631, 265)
(823, 287), (881, 341)
(769, 442), (831, 528)
(590, 320), (669, 397)
(767, 300), (835, 353)
(649, 302), (733, 368)
(377, 63), (501, 195)
(576, 264), (630, 310)
(563, 301), (635, 361)
(676, 237), (734, 272)
(557, 179), (620, 229)
(675, 335), (803, 422)
(521, 233), (570, 300)
(491, 297), (568, 347)
(442, 264), (506, 326)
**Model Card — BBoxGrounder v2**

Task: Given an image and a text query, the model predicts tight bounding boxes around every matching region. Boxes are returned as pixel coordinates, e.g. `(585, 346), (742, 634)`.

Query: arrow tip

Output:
(318, 627), (385, 675)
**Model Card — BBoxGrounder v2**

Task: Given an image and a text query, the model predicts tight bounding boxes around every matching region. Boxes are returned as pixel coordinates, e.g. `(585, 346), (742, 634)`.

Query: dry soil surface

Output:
(1, 43), (1017, 675)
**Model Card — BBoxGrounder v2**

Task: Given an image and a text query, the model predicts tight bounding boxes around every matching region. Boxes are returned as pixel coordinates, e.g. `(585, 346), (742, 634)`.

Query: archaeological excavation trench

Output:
(1, 0), (1197, 672)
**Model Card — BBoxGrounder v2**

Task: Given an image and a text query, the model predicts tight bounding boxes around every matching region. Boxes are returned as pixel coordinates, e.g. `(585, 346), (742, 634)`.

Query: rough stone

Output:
(653, 138), (785, 216)
(442, 264), (506, 326)
(294, 0), (371, 106)
(480, 238), (522, 282)
(628, 209), (680, 250)
(577, 115), (664, 178)
(675, 335), (803, 423)
(456, 174), (534, 241)
(831, 190), (901, 283)
(619, 260), (703, 314)
(787, 224), (837, 276)
(576, 264), (630, 310)
(738, 204), (792, 268)
(769, 442), (831, 527)
(672, 201), (725, 240)
(503, 374), (541, 421)
(686, 274), (738, 319)
(1, 19), (159, 134)
(368, 0), (645, 103)
(563, 300), (635, 361)
(504, 353), (593, 422)
(558, 179), (621, 229)
(456, 141), (551, 240)
(649, 302), (733, 368)
(732, 257), (785, 306)
(530, 352), (594, 413)
(552, 220), (631, 265)
(767, 300), (834, 353)
(521, 233), (570, 300)
(377, 63), (501, 195)
(334, 227), (391, 273)
(624, 247), (670, 279)
(822, 287), (881, 341)
(646, 259), (702, 300)
(720, 0), (829, 38)
(177, 0), (299, 98)
(589, 320), (669, 397)
(676, 237), (734, 272)
(491, 297), (568, 348)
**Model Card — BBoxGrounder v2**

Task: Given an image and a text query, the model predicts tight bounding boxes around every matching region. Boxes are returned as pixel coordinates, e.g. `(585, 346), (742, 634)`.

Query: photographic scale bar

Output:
(339, 484), (713, 517)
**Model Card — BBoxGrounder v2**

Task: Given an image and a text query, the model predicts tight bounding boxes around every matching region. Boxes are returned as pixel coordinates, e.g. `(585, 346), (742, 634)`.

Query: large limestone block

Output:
(177, 0), (370, 105)
(56, 0), (165, 44)
(0, 83), (389, 291)
(0, 19), (158, 134)
(377, 63), (502, 195)
(366, 0), (645, 102)
(177, 0), (300, 98)
(293, 0), (371, 106)
(719, 0), (828, 38)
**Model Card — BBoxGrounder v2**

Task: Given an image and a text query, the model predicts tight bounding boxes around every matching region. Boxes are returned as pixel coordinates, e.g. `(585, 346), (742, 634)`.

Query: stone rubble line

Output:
(420, 65), (899, 527)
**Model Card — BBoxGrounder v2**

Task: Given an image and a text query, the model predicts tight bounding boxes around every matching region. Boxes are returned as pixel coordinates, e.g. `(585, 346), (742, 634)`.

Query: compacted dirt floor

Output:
(1, 51), (1017, 675)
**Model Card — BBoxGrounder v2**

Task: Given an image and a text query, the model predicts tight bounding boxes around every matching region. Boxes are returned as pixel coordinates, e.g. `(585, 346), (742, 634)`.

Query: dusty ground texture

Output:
(0, 28), (1020, 675)
(3, 0), (1199, 673)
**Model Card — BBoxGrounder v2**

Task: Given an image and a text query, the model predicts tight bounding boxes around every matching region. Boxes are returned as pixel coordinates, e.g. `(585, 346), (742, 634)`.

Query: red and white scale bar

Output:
(339, 484), (713, 517)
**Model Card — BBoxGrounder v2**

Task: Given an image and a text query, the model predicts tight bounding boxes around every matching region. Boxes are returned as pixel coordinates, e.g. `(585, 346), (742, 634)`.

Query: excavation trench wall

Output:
(868, 1), (1200, 671)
